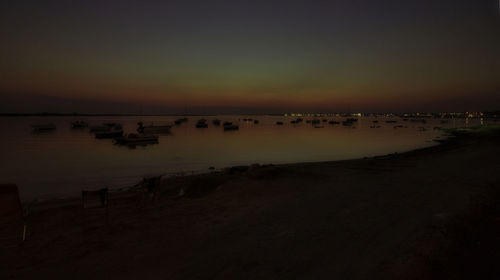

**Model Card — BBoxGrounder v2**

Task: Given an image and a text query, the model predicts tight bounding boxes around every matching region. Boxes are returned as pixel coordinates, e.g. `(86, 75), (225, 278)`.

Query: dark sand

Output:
(2, 128), (500, 279)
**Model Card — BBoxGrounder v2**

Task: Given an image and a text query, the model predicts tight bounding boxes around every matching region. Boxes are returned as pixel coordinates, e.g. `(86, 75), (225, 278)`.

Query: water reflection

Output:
(0, 115), (491, 200)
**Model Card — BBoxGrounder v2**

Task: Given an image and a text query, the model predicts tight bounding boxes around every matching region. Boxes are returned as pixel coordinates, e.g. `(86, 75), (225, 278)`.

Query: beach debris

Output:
(178, 187), (185, 197)
(82, 188), (108, 209)
(141, 175), (163, 201)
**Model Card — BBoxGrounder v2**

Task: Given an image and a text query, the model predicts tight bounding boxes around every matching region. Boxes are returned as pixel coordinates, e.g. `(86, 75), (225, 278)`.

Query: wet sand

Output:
(2, 128), (500, 279)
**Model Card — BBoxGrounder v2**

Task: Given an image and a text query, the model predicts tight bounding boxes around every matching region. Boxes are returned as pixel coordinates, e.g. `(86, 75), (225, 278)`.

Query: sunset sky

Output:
(1, 0), (500, 114)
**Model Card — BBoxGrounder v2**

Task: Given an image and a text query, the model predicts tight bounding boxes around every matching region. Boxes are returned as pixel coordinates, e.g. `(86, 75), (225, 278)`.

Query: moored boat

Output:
(342, 118), (358, 126)
(137, 122), (171, 134)
(31, 124), (56, 131)
(71, 121), (88, 128)
(174, 118), (188, 125)
(114, 133), (159, 145)
(196, 119), (208, 128)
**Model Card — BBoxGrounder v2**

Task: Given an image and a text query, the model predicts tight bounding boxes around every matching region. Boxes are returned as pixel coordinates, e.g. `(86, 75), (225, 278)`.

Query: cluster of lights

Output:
(284, 112), (487, 118)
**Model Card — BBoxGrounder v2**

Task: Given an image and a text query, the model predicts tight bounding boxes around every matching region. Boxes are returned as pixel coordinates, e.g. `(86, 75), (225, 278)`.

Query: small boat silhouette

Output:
(71, 121), (88, 128)
(31, 124), (56, 132)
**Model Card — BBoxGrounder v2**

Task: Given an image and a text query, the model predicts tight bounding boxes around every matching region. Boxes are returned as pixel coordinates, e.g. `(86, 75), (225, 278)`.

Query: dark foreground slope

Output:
(2, 127), (500, 279)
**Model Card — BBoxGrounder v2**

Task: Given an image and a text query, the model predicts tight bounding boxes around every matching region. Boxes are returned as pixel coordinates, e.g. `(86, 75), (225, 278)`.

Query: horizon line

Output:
(1, 111), (498, 117)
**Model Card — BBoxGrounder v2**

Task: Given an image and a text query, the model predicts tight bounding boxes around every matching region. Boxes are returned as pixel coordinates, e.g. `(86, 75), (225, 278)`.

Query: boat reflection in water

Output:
(223, 124), (239, 131)
(71, 121), (88, 129)
(137, 122), (171, 134)
(95, 129), (123, 139)
(223, 121), (239, 131)
(7, 115), (482, 200)
(89, 125), (111, 132)
(114, 133), (159, 148)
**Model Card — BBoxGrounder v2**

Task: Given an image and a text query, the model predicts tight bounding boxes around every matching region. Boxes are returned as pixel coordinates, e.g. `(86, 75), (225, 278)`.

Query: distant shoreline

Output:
(0, 113), (284, 117)
(0, 112), (494, 119)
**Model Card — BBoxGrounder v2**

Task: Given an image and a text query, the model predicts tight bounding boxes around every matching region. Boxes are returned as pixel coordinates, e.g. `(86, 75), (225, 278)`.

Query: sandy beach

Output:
(2, 127), (500, 279)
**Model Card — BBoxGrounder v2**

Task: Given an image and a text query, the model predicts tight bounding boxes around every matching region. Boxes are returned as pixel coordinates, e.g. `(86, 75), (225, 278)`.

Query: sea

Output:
(0, 115), (488, 201)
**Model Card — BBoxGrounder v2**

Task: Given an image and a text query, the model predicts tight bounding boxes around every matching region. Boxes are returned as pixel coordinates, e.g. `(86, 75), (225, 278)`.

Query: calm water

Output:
(0, 115), (486, 200)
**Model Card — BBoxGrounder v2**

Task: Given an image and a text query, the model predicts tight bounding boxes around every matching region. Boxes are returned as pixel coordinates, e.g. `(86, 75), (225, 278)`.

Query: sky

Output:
(1, 0), (500, 114)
